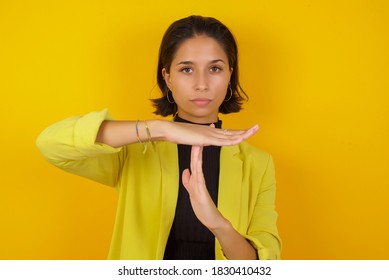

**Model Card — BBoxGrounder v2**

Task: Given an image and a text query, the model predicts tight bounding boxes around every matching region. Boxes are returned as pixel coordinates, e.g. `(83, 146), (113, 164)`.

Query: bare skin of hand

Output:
(182, 144), (258, 260)
(96, 120), (259, 148)
(160, 121), (259, 147)
(182, 145), (226, 230)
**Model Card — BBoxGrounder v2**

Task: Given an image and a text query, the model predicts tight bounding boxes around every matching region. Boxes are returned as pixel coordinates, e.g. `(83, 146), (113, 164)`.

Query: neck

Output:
(174, 114), (222, 128)
(175, 112), (219, 124)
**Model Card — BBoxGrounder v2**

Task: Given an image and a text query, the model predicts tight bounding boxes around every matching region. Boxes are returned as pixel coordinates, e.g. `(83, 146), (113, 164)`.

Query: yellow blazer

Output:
(36, 109), (281, 260)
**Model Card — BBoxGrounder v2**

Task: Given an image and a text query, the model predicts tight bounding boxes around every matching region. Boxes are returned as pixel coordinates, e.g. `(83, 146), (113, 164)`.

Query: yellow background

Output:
(1, 0), (388, 259)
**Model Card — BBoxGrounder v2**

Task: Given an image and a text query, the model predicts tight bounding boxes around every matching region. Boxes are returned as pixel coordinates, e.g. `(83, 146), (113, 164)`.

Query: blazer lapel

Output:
(155, 141), (179, 258)
(218, 145), (243, 230)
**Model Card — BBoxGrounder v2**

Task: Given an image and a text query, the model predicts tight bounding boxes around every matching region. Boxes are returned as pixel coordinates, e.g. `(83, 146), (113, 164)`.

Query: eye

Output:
(180, 67), (193, 73)
(210, 66), (222, 72)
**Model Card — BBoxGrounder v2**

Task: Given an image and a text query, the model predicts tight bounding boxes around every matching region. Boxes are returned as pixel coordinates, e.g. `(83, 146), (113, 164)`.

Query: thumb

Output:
(209, 123), (215, 128)
(182, 168), (191, 192)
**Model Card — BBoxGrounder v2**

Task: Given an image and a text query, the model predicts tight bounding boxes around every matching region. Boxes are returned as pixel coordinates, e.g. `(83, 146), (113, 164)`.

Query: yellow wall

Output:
(1, 0), (388, 259)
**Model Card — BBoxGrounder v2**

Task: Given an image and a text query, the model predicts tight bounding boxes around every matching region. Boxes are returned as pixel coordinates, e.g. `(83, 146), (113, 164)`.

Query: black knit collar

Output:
(173, 115), (222, 129)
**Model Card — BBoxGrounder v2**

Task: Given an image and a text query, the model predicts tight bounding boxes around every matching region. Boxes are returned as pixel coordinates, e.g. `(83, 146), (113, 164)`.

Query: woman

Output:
(36, 15), (281, 260)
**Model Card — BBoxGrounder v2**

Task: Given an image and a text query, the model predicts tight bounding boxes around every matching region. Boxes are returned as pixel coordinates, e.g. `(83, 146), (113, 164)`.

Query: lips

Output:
(191, 98), (212, 106)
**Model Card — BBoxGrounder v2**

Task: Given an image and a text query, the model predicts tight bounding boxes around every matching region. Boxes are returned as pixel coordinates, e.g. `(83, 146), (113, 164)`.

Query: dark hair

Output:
(151, 15), (248, 116)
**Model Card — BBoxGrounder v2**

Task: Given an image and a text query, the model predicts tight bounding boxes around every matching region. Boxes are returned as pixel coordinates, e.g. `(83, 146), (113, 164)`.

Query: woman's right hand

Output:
(150, 120), (259, 146)
(96, 119), (259, 148)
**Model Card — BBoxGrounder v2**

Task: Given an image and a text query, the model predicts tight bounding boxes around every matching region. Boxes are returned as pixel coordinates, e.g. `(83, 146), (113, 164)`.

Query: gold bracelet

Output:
(136, 120), (147, 154)
(144, 120), (152, 143)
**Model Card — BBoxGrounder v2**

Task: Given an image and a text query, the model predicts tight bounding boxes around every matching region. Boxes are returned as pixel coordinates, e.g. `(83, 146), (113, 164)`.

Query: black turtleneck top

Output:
(163, 115), (222, 260)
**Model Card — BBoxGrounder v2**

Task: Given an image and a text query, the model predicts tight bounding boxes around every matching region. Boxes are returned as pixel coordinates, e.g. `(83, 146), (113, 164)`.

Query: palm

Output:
(182, 145), (225, 230)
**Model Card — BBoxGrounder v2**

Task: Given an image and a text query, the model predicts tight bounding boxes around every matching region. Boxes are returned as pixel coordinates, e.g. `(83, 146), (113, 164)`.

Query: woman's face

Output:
(162, 35), (232, 123)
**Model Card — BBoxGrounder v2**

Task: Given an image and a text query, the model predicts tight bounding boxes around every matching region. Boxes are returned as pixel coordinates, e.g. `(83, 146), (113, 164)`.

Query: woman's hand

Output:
(182, 144), (258, 259)
(96, 119), (258, 148)
(182, 145), (227, 230)
(153, 120), (259, 146)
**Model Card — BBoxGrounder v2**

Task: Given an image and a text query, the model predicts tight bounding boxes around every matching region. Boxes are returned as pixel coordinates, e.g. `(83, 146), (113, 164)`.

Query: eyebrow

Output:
(176, 59), (226, 66)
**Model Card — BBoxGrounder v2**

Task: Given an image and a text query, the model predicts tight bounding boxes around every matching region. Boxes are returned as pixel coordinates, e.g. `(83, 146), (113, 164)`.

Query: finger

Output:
(196, 146), (204, 178)
(198, 145), (203, 167)
(244, 124), (260, 136)
(213, 124), (259, 138)
(182, 168), (191, 192)
(192, 145), (201, 176)
(236, 125), (260, 140)
(211, 129), (257, 143)
(196, 146), (205, 188)
(227, 125), (259, 140)
(219, 128), (246, 136)
(191, 145), (205, 189)
(190, 145), (200, 174)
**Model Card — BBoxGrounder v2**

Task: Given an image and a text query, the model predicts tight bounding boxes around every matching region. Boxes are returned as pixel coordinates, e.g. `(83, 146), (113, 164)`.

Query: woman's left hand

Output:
(182, 145), (227, 231)
(183, 145), (259, 260)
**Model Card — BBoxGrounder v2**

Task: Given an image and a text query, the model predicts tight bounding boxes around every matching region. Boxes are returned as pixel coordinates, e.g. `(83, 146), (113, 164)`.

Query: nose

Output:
(194, 72), (208, 92)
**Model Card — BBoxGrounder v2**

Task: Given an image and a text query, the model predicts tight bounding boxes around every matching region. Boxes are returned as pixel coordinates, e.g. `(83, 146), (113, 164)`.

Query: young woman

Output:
(36, 15), (281, 260)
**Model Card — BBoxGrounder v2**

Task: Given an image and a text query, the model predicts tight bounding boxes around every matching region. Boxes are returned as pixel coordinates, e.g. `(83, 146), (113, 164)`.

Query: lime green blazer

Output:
(36, 109), (281, 260)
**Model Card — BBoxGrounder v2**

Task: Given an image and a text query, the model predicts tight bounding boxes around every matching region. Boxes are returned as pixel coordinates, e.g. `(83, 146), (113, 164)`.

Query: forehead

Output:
(172, 35), (228, 63)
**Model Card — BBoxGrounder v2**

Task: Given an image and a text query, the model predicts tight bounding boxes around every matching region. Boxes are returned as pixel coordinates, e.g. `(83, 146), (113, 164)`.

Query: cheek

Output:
(215, 78), (229, 92)
(170, 81), (183, 93)
(217, 83), (230, 101)
(171, 77), (191, 92)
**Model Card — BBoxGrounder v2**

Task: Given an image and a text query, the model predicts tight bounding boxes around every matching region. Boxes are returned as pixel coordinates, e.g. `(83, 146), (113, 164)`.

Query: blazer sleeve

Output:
(36, 109), (126, 187)
(244, 155), (282, 260)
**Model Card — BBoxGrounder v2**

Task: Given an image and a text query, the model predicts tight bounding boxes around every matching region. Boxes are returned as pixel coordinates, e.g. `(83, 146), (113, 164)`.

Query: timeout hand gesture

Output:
(182, 145), (226, 231)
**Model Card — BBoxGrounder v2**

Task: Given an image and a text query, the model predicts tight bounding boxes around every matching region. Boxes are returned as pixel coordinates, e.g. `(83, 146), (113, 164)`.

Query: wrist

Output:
(147, 119), (169, 141)
(209, 217), (232, 237)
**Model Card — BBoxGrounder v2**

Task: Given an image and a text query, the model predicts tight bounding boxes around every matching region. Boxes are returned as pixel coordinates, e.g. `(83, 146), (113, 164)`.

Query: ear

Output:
(229, 67), (234, 78)
(162, 68), (171, 88)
